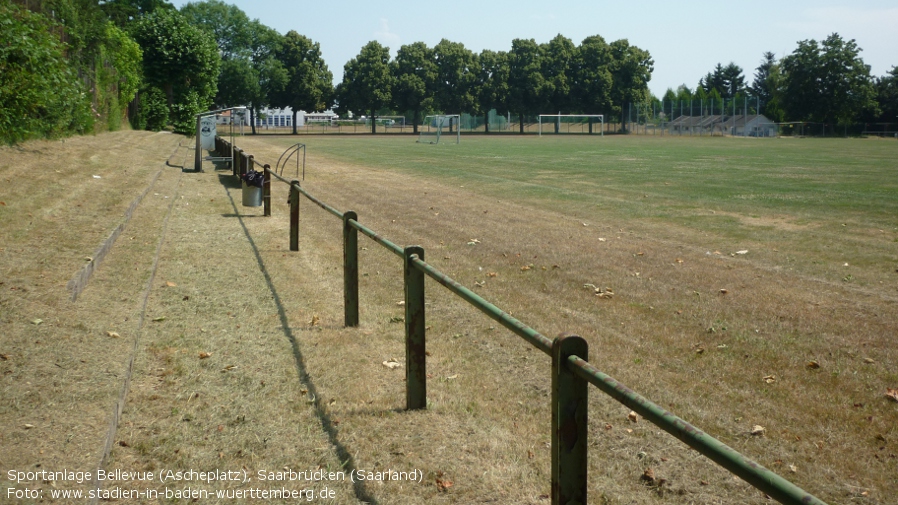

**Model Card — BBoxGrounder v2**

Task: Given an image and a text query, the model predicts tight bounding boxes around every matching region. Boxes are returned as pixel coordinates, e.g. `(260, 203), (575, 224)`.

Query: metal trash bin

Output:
(242, 181), (263, 207)
(240, 169), (264, 207)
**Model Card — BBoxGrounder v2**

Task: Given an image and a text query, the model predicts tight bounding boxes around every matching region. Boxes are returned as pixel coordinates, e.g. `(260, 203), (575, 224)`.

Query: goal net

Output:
(538, 114), (604, 136)
(417, 115), (461, 144)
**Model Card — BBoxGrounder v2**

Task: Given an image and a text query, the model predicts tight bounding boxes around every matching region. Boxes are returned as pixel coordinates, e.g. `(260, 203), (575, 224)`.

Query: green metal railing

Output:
(212, 137), (829, 505)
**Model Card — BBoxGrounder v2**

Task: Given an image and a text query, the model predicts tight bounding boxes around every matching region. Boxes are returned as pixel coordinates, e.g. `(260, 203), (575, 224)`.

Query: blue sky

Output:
(170, 0), (898, 99)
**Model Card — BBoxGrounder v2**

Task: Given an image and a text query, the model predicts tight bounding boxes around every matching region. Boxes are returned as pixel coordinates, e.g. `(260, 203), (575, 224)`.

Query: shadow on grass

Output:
(221, 183), (379, 505)
(218, 173), (242, 189)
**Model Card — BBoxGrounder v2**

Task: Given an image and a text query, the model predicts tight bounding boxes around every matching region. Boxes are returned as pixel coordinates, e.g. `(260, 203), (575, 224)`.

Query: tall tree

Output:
(609, 39), (653, 130)
(873, 66), (898, 123)
(432, 39), (477, 117)
(130, 7), (220, 133)
(751, 51), (783, 121)
(244, 20), (286, 134)
(179, 0), (251, 61)
(699, 62), (745, 99)
(541, 34), (576, 123)
(391, 41), (436, 133)
(474, 49), (509, 133)
(273, 31), (333, 134)
(507, 38), (545, 133)
(573, 35), (613, 116)
(781, 33), (876, 127)
(336, 41), (393, 134)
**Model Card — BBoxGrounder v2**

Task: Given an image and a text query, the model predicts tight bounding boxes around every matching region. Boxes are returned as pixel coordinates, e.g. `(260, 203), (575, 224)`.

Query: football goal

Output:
(538, 114), (604, 136)
(417, 115), (461, 144)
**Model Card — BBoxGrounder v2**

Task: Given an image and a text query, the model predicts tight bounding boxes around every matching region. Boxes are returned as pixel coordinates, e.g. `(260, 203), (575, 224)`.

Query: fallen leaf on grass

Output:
(641, 468), (656, 484)
(221, 365), (238, 372)
(735, 250), (748, 255)
(0, 354), (9, 361)
(886, 388), (898, 402)
(806, 360), (820, 369)
(435, 472), (453, 492)
(520, 264), (532, 271)
(165, 281), (177, 287)
(31, 319), (43, 325)
(382, 359), (401, 370)
(863, 358), (875, 364)
(106, 331), (121, 338)
(788, 464), (797, 473)
(466, 238), (480, 246)
(309, 314), (319, 326)
(751, 425), (766, 436)
(198, 352), (212, 359)
(446, 374), (458, 380)
(628, 411), (639, 423)
(487, 272), (498, 278)
(763, 375), (776, 384)
(152, 316), (166, 322)
(23, 424), (35, 429)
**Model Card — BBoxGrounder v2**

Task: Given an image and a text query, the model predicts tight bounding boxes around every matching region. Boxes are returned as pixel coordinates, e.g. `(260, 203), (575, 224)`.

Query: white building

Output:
(253, 107), (339, 128)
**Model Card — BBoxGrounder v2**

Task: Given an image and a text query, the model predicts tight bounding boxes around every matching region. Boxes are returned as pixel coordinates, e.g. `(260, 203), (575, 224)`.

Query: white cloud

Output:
(374, 18), (401, 53)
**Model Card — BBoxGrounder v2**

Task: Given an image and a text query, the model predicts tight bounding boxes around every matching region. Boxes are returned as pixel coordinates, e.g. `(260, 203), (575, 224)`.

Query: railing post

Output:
(232, 147), (240, 177)
(289, 181), (300, 251)
(552, 334), (588, 505)
(343, 211), (359, 327)
(404, 246), (426, 410)
(194, 115), (202, 172)
(263, 164), (271, 217)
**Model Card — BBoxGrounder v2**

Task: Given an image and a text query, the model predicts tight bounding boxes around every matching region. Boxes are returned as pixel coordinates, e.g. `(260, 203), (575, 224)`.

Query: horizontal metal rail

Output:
(566, 355), (827, 505)
(408, 255), (553, 355)
(348, 219), (403, 258)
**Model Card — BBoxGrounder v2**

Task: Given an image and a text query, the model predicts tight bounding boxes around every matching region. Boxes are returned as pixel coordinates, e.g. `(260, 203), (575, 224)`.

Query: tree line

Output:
(2, 0), (897, 144)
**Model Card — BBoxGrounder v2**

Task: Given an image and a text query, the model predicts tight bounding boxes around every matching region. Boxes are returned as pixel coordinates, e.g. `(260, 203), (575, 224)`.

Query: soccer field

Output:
(275, 134), (898, 289)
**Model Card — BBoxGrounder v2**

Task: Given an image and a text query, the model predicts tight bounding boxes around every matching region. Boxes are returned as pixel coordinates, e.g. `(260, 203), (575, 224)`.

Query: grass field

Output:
(1, 132), (896, 504)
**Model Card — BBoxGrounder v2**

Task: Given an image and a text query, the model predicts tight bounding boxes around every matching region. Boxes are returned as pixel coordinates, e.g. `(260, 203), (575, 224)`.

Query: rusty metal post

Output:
(404, 246), (426, 410)
(289, 181), (300, 251)
(263, 164), (271, 217)
(343, 211), (359, 327)
(552, 335), (588, 505)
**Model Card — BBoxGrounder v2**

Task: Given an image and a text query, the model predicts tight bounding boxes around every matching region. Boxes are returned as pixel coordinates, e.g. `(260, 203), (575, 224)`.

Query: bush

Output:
(0, 3), (93, 144)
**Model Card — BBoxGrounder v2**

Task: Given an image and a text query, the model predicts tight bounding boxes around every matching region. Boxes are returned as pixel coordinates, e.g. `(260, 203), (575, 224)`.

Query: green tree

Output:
(474, 49), (509, 133)
(391, 42), (437, 133)
(130, 7), (220, 133)
(573, 35), (613, 116)
(781, 33), (876, 127)
(336, 41), (393, 134)
(273, 31), (333, 134)
(179, 0), (251, 61)
(541, 34), (576, 122)
(507, 38), (545, 133)
(432, 39), (477, 118)
(872, 67), (898, 123)
(609, 39), (653, 130)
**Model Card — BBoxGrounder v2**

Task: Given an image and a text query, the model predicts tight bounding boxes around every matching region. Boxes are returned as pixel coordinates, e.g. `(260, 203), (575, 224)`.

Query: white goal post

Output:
(417, 114), (461, 144)
(538, 114), (604, 136)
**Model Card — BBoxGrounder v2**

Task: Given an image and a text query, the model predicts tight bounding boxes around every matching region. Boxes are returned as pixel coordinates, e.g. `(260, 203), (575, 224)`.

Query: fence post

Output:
(232, 147), (240, 177)
(552, 334), (588, 505)
(263, 164), (271, 217)
(343, 211), (359, 327)
(404, 246), (426, 410)
(289, 181), (300, 251)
